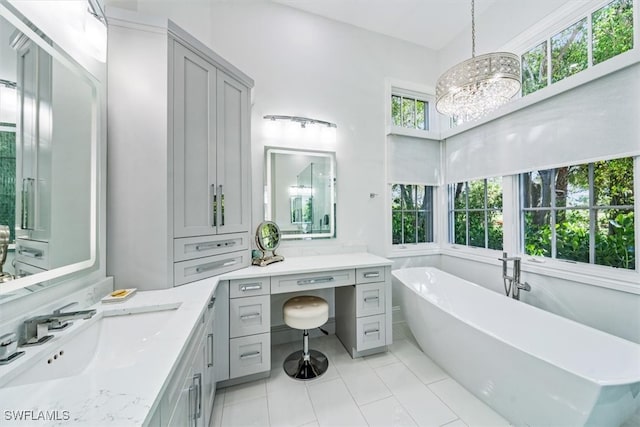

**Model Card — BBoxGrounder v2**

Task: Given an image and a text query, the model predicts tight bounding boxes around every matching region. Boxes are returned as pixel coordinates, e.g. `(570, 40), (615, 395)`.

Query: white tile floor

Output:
(211, 324), (511, 427)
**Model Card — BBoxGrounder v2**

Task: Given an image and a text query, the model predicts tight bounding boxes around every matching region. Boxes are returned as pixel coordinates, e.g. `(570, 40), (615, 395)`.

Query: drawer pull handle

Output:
(364, 329), (380, 336)
(240, 284), (262, 292)
(18, 248), (43, 258)
(195, 259), (238, 274)
(240, 313), (261, 320)
(363, 272), (380, 278)
(297, 276), (334, 286)
(239, 351), (261, 360)
(195, 240), (237, 251)
(364, 296), (379, 302)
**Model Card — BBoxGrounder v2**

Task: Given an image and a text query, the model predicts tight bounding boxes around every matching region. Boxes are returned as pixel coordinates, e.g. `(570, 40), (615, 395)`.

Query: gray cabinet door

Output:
(173, 40), (217, 238)
(215, 71), (251, 234)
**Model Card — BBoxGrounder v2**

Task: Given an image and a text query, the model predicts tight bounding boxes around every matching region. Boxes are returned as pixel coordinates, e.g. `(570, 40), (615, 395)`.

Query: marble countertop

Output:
(0, 277), (219, 426)
(0, 252), (390, 426)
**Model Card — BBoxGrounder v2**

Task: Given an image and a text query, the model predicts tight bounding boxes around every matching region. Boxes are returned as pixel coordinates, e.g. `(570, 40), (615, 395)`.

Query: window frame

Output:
(448, 178), (504, 252)
(385, 78), (439, 140)
(520, 0), (635, 97)
(519, 158), (636, 270)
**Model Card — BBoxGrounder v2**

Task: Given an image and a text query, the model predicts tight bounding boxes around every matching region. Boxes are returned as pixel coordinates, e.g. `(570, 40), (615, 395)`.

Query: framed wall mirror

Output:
(265, 148), (336, 239)
(0, 2), (102, 304)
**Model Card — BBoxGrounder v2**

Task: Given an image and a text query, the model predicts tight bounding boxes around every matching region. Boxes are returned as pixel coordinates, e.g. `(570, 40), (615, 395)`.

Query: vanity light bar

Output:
(264, 115), (337, 128)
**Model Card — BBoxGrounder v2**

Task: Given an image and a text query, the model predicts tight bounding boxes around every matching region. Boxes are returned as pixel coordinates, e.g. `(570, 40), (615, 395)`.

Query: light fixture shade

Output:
(436, 52), (521, 124)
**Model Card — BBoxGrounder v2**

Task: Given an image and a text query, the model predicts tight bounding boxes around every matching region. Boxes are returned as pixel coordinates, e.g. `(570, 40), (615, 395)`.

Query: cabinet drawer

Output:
(271, 269), (355, 294)
(356, 314), (386, 352)
(356, 282), (386, 317)
(174, 251), (248, 286)
(15, 239), (49, 270)
(229, 333), (270, 379)
(230, 295), (270, 338)
(174, 233), (249, 262)
(356, 266), (386, 284)
(229, 277), (270, 299)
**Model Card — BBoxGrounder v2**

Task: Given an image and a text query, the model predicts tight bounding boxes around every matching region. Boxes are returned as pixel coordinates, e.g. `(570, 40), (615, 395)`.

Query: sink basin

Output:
(2, 305), (179, 388)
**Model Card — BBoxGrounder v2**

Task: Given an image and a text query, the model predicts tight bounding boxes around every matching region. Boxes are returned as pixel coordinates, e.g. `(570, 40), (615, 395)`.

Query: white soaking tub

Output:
(393, 267), (640, 427)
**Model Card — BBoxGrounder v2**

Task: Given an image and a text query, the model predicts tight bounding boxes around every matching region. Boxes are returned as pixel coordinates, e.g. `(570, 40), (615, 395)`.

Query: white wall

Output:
(120, 0), (440, 257)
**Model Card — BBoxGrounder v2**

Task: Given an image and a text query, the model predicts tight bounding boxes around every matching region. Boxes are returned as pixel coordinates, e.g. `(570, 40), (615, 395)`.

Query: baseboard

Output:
(271, 317), (336, 346)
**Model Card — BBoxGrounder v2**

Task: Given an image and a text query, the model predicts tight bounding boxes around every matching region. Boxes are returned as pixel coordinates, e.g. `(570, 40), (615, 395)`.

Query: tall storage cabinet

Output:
(107, 10), (253, 290)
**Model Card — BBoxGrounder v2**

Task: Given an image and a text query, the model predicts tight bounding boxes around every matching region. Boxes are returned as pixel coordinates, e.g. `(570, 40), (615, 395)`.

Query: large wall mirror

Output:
(265, 148), (336, 240)
(0, 2), (102, 304)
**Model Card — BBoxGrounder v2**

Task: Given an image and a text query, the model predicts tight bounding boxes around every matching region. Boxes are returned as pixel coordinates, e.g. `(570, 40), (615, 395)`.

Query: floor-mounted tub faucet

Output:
(498, 252), (531, 300)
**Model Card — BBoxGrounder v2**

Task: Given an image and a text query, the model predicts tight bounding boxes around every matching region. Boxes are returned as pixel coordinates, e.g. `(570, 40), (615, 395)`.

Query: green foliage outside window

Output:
(522, 41), (548, 96)
(592, 0), (634, 65)
(0, 128), (16, 243)
(391, 95), (428, 131)
(521, 0), (634, 96)
(392, 184), (433, 245)
(551, 18), (588, 83)
(522, 157), (635, 270)
(450, 178), (503, 250)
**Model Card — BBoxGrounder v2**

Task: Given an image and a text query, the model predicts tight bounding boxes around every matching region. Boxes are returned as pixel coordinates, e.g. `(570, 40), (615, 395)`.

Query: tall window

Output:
(521, 157), (635, 270)
(521, 0), (634, 96)
(391, 184), (434, 245)
(449, 178), (503, 250)
(391, 94), (429, 131)
(0, 125), (15, 243)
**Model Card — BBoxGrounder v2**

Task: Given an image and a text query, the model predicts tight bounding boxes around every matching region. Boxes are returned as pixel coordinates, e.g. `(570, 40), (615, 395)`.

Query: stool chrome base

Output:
(283, 349), (329, 380)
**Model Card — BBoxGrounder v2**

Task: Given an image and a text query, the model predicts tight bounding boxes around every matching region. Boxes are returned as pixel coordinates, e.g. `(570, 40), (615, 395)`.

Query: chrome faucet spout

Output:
(22, 308), (96, 346)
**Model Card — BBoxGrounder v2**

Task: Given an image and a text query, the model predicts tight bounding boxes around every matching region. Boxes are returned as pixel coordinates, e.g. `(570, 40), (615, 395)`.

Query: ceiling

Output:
(272, 0), (500, 51)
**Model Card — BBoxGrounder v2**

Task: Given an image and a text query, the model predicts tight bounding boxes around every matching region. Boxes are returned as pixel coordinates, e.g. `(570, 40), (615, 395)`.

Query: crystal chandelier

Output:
(436, 0), (521, 124)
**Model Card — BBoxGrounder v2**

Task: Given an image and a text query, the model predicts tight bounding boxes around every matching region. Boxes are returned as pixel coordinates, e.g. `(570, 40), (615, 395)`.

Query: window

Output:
(521, 0), (634, 96)
(0, 125), (15, 243)
(391, 184), (434, 245)
(521, 157), (635, 270)
(522, 41), (548, 96)
(391, 94), (428, 131)
(449, 178), (503, 250)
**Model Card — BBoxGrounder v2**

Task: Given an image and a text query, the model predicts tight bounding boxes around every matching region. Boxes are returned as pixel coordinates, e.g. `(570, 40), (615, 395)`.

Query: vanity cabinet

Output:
(156, 295), (216, 427)
(106, 10), (253, 290)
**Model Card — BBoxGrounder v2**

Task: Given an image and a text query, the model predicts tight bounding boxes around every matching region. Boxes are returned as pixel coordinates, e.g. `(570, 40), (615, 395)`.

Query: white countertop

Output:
(220, 252), (392, 280)
(0, 252), (390, 426)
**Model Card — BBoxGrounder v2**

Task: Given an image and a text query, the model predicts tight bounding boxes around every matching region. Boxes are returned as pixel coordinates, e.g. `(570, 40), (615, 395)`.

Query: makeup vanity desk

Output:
(214, 252), (393, 385)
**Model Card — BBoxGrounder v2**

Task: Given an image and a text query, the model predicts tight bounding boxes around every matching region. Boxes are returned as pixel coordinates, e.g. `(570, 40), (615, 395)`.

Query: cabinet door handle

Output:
(207, 333), (214, 367)
(18, 248), (43, 258)
(363, 272), (380, 278)
(364, 329), (380, 336)
(219, 185), (225, 227)
(240, 284), (262, 292)
(239, 351), (261, 360)
(240, 312), (261, 320)
(195, 240), (236, 251)
(211, 184), (217, 227)
(193, 373), (202, 420)
(194, 258), (238, 274)
(21, 178), (35, 230)
(297, 276), (334, 286)
(188, 384), (196, 423)
(364, 296), (379, 303)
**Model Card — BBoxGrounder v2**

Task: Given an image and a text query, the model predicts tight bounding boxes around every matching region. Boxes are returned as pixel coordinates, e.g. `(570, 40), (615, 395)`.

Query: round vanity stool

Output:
(282, 295), (329, 380)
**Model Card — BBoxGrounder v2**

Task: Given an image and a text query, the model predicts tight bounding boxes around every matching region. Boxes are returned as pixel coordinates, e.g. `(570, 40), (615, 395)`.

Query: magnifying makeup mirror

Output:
(252, 221), (285, 267)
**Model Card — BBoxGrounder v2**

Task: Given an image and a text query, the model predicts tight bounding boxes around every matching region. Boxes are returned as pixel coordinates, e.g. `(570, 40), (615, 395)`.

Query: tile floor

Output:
(211, 324), (511, 427)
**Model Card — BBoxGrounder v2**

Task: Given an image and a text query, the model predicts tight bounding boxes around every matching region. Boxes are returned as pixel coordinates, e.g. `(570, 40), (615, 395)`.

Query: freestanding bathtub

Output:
(393, 267), (640, 427)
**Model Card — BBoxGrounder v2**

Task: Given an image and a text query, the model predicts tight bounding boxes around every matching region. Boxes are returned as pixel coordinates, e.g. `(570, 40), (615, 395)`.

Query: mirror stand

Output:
(253, 221), (285, 267)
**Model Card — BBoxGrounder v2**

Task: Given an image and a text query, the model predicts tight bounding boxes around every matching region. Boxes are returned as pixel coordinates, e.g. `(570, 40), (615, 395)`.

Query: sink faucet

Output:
(21, 306), (97, 346)
(498, 252), (531, 300)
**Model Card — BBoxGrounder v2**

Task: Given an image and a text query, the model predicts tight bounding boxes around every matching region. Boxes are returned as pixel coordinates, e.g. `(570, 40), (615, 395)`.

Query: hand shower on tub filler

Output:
(499, 252), (531, 300)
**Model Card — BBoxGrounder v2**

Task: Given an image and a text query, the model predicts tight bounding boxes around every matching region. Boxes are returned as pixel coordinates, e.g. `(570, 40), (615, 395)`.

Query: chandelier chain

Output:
(471, 0), (476, 57)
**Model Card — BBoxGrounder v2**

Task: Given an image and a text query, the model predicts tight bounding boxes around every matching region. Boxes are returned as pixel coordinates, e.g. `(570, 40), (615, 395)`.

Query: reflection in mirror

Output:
(0, 6), (98, 303)
(265, 148), (335, 239)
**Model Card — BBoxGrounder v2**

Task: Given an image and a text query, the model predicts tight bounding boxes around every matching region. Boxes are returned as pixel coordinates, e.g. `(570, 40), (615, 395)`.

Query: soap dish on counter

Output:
(101, 288), (137, 303)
